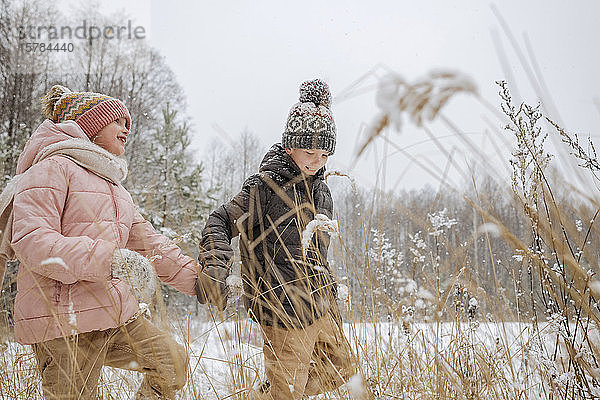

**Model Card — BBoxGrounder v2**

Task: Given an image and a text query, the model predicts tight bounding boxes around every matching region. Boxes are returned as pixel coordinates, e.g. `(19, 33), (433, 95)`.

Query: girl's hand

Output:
(111, 249), (157, 303)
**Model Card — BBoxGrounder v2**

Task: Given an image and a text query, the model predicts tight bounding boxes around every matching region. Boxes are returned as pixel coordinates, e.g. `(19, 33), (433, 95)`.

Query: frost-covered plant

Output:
(359, 69), (477, 156)
(370, 229), (403, 292)
(453, 285), (479, 322)
(301, 213), (340, 252)
(498, 81), (600, 398)
(408, 231), (426, 266)
(549, 117), (600, 180)
(427, 208), (457, 237)
(498, 80), (552, 205)
(369, 229), (435, 322)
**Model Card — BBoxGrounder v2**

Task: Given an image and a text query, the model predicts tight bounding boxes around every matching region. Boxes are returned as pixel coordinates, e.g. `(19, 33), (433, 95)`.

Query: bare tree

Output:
(0, 1), (58, 182)
(204, 129), (265, 205)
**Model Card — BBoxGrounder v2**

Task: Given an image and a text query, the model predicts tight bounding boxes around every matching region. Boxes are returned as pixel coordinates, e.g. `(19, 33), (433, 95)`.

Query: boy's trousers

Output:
(32, 316), (188, 400)
(260, 312), (356, 400)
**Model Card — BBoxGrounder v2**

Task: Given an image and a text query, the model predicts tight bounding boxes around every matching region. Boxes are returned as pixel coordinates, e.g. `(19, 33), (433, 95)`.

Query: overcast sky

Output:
(77, 0), (600, 192)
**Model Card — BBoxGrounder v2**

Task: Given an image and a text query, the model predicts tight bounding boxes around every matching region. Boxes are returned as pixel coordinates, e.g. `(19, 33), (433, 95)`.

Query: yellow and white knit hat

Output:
(41, 85), (131, 138)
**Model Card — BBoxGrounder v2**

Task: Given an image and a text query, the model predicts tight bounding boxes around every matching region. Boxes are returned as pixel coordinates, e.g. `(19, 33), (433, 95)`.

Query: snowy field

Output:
(1, 315), (583, 399)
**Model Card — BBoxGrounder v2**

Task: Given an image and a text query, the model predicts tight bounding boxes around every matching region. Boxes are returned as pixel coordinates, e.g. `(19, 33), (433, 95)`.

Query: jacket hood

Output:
(16, 119), (90, 174)
(259, 143), (325, 182)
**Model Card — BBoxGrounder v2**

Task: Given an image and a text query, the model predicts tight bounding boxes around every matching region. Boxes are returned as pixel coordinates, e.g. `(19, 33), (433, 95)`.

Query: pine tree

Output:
(130, 104), (215, 311)
(134, 103), (214, 244)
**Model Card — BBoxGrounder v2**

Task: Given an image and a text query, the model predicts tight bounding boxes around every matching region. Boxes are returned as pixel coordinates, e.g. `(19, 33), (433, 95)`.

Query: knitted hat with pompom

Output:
(41, 85), (131, 139)
(282, 79), (336, 154)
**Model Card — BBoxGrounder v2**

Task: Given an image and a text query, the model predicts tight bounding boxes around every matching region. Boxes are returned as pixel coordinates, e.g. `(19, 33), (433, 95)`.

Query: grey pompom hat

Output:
(282, 79), (336, 154)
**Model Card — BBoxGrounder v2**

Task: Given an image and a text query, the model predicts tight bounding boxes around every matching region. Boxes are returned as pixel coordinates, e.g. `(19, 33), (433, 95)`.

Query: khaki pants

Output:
(260, 313), (356, 400)
(32, 316), (188, 400)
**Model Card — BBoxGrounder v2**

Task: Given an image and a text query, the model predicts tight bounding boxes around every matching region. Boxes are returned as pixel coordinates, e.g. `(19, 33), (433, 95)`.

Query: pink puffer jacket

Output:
(11, 120), (198, 345)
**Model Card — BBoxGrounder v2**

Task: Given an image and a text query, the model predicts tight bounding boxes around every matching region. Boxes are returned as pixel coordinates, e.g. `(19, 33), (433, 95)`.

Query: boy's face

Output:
(92, 117), (129, 156)
(285, 148), (330, 175)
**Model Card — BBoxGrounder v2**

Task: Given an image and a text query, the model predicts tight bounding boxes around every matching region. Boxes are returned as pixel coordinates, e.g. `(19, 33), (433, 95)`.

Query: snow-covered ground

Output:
(0, 316), (590, 399)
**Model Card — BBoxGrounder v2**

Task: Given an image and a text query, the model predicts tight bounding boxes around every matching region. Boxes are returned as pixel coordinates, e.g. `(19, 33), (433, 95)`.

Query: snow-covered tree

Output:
(129, 104), (215, 311)
(134, 104), (214, 245)
(0, 1), (58, 184)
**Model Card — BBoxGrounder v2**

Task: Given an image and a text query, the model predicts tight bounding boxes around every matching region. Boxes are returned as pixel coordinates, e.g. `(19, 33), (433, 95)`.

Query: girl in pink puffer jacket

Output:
(9, 85), (201, 399)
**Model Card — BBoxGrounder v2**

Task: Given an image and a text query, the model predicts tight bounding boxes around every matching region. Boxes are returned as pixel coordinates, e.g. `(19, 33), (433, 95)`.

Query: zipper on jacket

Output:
(108, 182), (123, 244)
(108, 182), (126, 322)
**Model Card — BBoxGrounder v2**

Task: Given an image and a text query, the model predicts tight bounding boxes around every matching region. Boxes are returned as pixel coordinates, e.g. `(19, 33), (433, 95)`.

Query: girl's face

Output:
(93, 117), (129, 156)
(285, 148), (330, 175)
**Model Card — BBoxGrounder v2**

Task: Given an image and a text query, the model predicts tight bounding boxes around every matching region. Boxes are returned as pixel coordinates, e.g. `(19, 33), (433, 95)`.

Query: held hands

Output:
(195, 266), (229, 311)
(195, 244), (233, 310)
(196, 240), (248, 311)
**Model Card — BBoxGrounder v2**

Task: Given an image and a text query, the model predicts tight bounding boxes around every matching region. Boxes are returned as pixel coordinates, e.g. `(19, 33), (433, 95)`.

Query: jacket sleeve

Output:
(199, 174), (269, 267)
(125, 209), (199, 296)
(11, 158), (115, 284)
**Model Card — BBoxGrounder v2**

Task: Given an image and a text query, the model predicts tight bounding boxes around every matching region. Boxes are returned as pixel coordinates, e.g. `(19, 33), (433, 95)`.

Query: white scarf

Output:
(33, 139), (128, 184)
(0, 139), (128, 281)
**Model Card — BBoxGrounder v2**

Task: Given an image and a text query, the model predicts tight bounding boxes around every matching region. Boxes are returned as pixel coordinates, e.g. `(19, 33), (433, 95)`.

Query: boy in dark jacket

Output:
(196, 79), (356, 399)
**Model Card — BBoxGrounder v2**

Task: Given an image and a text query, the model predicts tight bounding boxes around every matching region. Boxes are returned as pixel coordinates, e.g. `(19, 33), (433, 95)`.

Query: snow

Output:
(370, 229), (403, 274)
(67, 299), (77, 335)
(313, 265), (328, 273)
(478, 222), (501, 237)
(427, 208), (457, 237)
(301, 214), (339, 251)
(337, 283), (350, 302)
(2, 314), (594, 399)
(226, 274), (244, 304)
(345, 374), (366, 398)
(409, 231), (426, 263)
(40, 257), (68, 269)
(417, 287), (435, 301)
(590, 280), (600, 297)
(468, 297), (478, 308)
(138, 302), (150, 317)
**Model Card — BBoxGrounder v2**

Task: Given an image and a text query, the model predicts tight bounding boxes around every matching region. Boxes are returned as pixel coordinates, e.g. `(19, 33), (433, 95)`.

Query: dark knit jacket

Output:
(199, 143), (336, 329)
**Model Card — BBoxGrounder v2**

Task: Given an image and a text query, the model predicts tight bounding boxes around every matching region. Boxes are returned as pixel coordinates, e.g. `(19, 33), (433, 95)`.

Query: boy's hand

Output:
(195, 266), (228, 310)
(196, 242), (233, 310)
